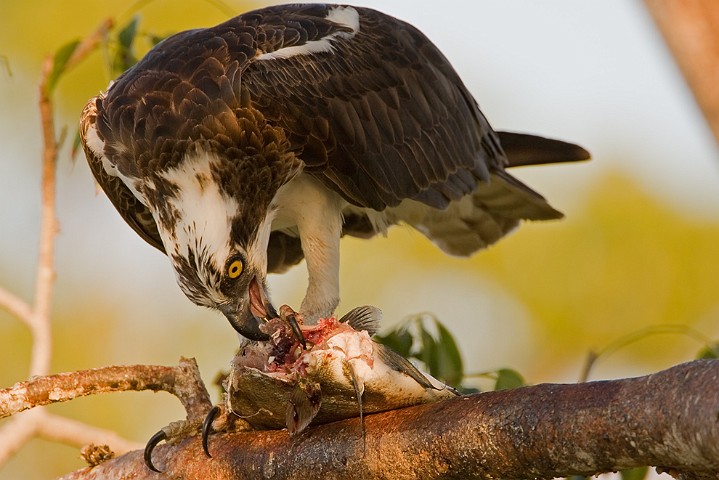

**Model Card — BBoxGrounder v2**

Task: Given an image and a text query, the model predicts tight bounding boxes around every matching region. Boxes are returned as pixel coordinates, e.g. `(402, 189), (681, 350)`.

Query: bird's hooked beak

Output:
(221, 276), (276, 341)
(249, 276), (278, 321)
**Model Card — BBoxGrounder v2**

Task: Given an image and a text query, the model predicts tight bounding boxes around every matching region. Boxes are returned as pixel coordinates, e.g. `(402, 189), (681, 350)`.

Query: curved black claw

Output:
(287, 313), (307, 350)
(202, 405), (221, 458)
(144, 429), (167, 473)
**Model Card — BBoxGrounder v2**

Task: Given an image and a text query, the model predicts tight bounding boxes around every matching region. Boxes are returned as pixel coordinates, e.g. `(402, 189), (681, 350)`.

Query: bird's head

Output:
(168, 241), (276, 341)
(149, 151), (284, 341)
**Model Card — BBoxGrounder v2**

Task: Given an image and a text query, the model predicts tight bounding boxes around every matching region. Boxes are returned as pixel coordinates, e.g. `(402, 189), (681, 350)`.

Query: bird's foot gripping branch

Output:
(144, 304), (458, 472)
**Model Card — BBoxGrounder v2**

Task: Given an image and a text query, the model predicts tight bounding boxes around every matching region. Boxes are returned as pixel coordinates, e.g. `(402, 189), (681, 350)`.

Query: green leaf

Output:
(457, 385), (481, 394)
(46, 39), (81, 93)
(434, 320), (464, 386)
(376, 313), (465, 387)
(494, 368), (526, 391)
(410, 316), (464, 387)
(620, 466), (649, 480)
(147, 33), (169, 46)
(70, 130), (83, 160)
(0, 55), (12, 77)
(697, 342), (719, 359)
(112, 16), (140, 74)
(118, 16), (140, 50)
(417, 322), (439, 374)
(375, 328), (413, 358)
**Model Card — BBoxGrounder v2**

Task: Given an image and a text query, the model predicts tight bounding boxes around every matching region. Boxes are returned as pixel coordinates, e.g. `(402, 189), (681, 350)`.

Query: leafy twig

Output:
(579, 324), (715, 382)
(0, 18), (140, 467)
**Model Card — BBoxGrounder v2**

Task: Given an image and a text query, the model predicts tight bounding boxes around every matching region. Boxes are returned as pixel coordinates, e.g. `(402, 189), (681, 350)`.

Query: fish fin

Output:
(374, 342), (439, 390)
(285, 380), (321, 434)
(339, 305), (382, 336)
(347, 360), (365, 423)
(347, 360), (367, 450)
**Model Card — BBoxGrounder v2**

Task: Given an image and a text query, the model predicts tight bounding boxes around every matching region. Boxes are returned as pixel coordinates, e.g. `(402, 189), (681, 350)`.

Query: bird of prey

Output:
(80, 4), (588, 341)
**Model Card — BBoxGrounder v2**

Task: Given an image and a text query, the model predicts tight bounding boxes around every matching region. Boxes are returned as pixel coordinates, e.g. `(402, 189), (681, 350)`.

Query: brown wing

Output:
(80, 97), (165, 253)
(238, 4), (506, 211)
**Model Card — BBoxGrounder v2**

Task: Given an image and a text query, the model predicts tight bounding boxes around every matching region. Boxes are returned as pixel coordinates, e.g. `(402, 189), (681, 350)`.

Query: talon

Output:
(144, 429), (167, 473)
(287, 314), (306, 349)
(266, 302), (278, 320)
(202, 405), (221, 458)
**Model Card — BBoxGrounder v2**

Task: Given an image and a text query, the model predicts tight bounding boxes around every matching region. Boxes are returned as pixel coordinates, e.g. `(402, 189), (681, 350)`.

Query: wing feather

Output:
(80, 96), (165, 253)
(237, 5), (505, 211)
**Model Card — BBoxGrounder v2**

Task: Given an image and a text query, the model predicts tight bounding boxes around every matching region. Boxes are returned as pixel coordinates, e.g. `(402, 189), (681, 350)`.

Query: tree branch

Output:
(37, 413), (142, 455)
(0, 410), (142, 465)
(0, 411), (42, 465)
(59, 359), (719, 479)
(63, 18), (113, 73)
(644, 0), (719, 147)
(0, 286), (32, 325)
(0, 358), (211, 422)
(30, 54), (60, 379)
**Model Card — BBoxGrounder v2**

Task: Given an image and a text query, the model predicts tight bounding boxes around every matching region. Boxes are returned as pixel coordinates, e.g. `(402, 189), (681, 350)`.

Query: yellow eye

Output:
(227, 259), (244, 279)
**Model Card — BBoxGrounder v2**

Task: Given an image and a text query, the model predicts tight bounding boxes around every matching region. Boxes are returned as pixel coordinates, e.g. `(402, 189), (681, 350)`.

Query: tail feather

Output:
(388, 172), (562, 257)
(497, 131), (590, 168)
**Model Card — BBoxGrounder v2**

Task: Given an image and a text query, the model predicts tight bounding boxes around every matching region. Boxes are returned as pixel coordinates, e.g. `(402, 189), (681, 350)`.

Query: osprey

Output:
(80, 4), (588, 341)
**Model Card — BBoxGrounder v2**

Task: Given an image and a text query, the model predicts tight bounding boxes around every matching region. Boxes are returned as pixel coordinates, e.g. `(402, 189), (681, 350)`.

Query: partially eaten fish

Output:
(223, 305), (459, 434)
(145, 305), (459, 472)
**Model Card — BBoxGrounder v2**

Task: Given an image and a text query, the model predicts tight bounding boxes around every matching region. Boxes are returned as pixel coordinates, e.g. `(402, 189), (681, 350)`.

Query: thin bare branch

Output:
(30, 54), (60, 378)
(39, 413), (142, 455)
(0, 286), (32, 325)
(0, 358), (212, 422)
(579, 324), (714, 382)
(0, 55), (12, 77)
(0, 410), (140, 465)
(64, 18), (114, 73)
(0, 410), (42, 465)
(26, 16), (115, 378)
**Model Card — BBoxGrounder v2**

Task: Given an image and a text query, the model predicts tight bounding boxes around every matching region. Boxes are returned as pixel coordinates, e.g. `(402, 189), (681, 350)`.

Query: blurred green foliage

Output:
(46, 40), (81, 94)
(376, 313), (465, 388)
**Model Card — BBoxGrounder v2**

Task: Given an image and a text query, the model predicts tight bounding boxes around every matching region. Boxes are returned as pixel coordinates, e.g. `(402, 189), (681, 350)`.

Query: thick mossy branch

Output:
(61, 360), (719, 479)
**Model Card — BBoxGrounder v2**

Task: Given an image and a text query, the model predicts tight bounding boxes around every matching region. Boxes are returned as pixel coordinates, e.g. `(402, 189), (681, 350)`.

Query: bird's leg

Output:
(143, 417), (205, 472)
(145, 402), (250, 470)
(296, 205), (343, 323)
(273, 175), (343, 322)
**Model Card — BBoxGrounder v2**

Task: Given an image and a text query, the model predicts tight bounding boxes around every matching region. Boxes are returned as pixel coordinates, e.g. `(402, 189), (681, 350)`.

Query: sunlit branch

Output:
(0, 358), (212, 422)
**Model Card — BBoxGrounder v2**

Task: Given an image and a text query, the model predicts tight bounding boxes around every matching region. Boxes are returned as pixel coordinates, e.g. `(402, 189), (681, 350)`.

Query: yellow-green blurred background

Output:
(2, 1), (719, 478)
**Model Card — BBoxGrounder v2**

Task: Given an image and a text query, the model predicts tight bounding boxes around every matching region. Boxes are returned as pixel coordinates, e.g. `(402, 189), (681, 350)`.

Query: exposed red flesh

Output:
(259, 315), (352, 373)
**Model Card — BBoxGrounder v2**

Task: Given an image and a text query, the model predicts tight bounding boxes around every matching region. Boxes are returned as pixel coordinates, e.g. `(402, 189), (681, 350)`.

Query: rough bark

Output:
(60, 360), (719, 480)
(644, 0), (719, 146)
